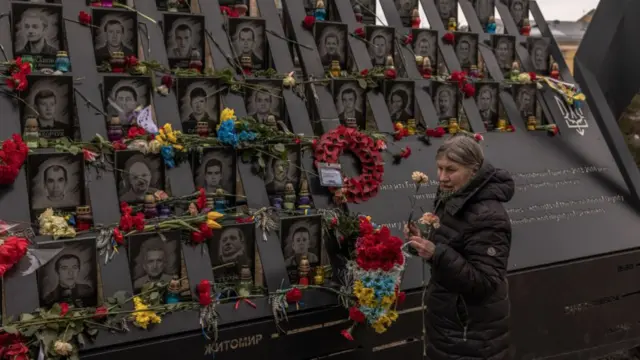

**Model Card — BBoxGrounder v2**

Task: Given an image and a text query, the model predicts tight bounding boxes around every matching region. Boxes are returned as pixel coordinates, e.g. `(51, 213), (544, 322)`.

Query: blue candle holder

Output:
(55, 51), (70, 73)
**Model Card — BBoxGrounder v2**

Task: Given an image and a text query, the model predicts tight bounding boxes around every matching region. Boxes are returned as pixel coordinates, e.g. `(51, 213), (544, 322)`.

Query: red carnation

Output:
(400, 146), (411, 158)
(161, 75), (174, 89)
(349, 307), (366, 323)
(302, 15), (315, 31)
(473, 133), (484, 142)
(78, 11), (91, 25)
(426, 127), (446, 138)
(403, 33), (413, 45)
(528, 72), (537, 81)
(59, 302), (69, 316)
(191, 231), (204, 244)
(354, 27), (365, 38)
(132, 212), (145, 232)
(126, 55), (138, 68)
(198, 280), (212, 306)
(285, 288), (303, 303)
(127, 125), (146, 139)
(396, 291), (406, 305)
(0, 236), (29, 277)
(196, 187), (207, 210)
(360, 68), (369, 76)
(462, 82), (475, 98)
(442, 32), (455, 44)
(94, 305), (108, 320)
(113, 228), (124, 245)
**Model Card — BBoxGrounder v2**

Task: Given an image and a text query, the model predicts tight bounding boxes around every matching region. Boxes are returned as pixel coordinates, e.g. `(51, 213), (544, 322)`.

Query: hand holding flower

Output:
(403, 222), (420, 239)
(409, 236), (436, 260)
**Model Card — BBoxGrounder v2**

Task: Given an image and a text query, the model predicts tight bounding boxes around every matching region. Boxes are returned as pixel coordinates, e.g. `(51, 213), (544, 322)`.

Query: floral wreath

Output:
(313, 126), (384, 203)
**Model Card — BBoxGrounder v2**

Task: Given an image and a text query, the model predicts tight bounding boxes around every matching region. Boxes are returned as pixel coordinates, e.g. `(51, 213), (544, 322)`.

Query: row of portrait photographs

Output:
(332, 79), (416, 128)
(491, 35), (551, 74)
(228, 18), (268, 72)
(11, 2), (65, 69)
(21, 75), (74, 139)
(280, 215), (323, 283)
(28, 153), (85, 218)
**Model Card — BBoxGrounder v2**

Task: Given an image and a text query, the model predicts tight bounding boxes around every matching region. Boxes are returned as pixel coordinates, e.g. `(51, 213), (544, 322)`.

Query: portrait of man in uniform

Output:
(37, 239), (98, 308)
(116, 152), (165, 203)
(129, 233), (181, 293)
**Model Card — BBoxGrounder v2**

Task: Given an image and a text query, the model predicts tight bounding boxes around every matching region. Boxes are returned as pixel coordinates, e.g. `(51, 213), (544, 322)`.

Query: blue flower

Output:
(238, 130), (257, 142)
(161, 145), (176, 168)
(217, 120), (239, 147)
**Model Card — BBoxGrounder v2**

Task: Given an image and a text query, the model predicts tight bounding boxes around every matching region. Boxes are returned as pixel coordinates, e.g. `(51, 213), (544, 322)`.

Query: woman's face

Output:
(436, 156), (475, 192)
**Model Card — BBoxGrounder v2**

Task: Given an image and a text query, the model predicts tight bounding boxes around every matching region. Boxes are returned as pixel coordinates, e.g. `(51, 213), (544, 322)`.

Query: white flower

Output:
(411, 171), (429, 184)
(54, 340), (73, 356)
(156, 85), (169, 96)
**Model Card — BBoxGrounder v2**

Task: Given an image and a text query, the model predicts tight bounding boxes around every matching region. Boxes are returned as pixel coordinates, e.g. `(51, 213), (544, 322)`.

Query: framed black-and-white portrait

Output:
(333, 80), (366, 129)
(265, 145), (301, 195)
(393, 0), (418, 26)
(435, 0), (458, 24)
(245, 80), (283, 124)
(412, 29), (438, 66)
(228, 18), (267, 71)
(177, 77), (219, 135)
(103, 76), (152, 126)
(314, 21), (348, 69)
(209, 223), (255, 284)
(28, 153), (84, 213)
(11, 2), (63, 69)
(475, 82), (499, 127)
(192, 147), (236, 195)
(513, 84), (536, 118)
(128, 231), (182, 293)
(473, 0), (495, 28)
(432, 81), (459, 120)
(350, 0), (376, 24)
(115, 151), (166, 203)
(528, 37), (550, 74)
(492, 34), (515, 71)
(156, 0), (191, 12)
(164, 14), (204, 69)
(454, 32), (478, 69)
(508, 0), (528, 27)
(385, 80), (414, 123)
(22, 75), (73, 139)
(37, 238), (98, 308)
(91, 8), (137, 66)
(280, 215), (322, 280)
(366, 26), (394, 67)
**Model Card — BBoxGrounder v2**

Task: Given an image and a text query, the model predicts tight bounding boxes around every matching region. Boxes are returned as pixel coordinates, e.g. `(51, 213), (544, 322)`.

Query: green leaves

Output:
(2, 325), (18, 334)
(113, 291), (128, 306)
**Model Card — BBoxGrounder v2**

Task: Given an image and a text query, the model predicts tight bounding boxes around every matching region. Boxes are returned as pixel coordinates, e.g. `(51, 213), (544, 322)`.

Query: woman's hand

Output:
(403, 222), (420, 239)
(409, 236), (436, 260)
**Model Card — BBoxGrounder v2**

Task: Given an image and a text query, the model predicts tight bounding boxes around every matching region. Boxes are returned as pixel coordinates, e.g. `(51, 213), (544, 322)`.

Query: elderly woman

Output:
(407, 135), (514, 360)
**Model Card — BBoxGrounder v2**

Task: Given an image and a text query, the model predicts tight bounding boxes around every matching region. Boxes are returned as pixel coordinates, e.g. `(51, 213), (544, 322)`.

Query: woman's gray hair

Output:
(436, 135), (484, 172)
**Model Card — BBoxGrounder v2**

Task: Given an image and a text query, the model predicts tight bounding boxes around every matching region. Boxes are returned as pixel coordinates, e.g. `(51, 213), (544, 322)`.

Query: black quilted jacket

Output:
(425, 162), (514, 360)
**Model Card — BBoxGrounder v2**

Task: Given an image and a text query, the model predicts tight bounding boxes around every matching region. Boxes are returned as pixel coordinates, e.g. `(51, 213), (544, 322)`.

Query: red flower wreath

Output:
(314, 126), (384, 203)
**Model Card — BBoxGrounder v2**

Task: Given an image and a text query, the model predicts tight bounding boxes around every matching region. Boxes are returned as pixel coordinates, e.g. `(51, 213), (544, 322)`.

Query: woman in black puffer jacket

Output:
(407, 135), (514, 360)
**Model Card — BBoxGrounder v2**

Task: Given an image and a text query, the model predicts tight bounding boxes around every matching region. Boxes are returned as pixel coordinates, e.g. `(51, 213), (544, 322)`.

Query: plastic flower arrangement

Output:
(342, 216), (405, 339)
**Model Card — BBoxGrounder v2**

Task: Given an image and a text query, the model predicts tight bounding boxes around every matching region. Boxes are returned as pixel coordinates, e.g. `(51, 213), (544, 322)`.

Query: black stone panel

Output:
(133, 0), (195, 197)
(419, 0), (486, 132)
(61, 0), (120, 224)
(377, 0), (440, 128)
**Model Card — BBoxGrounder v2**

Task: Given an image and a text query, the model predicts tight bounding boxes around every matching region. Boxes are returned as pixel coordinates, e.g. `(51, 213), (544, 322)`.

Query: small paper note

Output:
(136, 106), (158, 134)
(318, 163), (343, 187)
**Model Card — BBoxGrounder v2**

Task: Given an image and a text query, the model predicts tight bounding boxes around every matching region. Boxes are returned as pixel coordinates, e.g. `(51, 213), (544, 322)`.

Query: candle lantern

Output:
(55, 51), (70, 72)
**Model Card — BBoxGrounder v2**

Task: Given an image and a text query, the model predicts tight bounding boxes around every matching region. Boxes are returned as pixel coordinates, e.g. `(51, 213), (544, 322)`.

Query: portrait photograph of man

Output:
(513, 84), (536, 118)
(37, 239), (98, 308)
(473, 0), (495, 27)
(366, 26), (394, 67)
(22, 75), (73, 139)
(164, 14), (204, 69)
(116, 152), (165, 203)
(209, 223), (255, 284)
(492, 35), (515, 72)
(245, 80), (283, 123)
(265, 146), (300, 195)
(385, 80), (414, 123)
(393, 0), (418, 26)
(229, 18), (266, 71)
(412, 29), (437, 66)
(156, 0), (190, 12)
(435, 0), (458, 24)
(92, 8), (137, 66)
(528, 37), (550, 74)
(281, 215), (322, 279)
(454, 33), (478, 70)
(29, 153), (84, 212)
(193, 148), (236, 195)
(128, 232), (182, 293)
(177, 77), (219, 134)
(333, 80), (366, 129)
(12, 3), (63, 66)
(433, 81), (459, 120)
(476, 82), (499, 127)
(314, 22), (347, 69)
(508, 0), (528, 27)
(104, 76), (151, 126)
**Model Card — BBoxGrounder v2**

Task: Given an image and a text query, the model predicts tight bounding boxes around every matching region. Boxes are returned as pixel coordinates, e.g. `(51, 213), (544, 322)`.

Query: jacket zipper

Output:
(457, 295), (470, 342)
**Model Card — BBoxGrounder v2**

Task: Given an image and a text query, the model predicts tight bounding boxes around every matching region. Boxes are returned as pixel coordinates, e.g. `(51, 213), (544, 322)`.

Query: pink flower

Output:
(82, 149), (97, 162)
